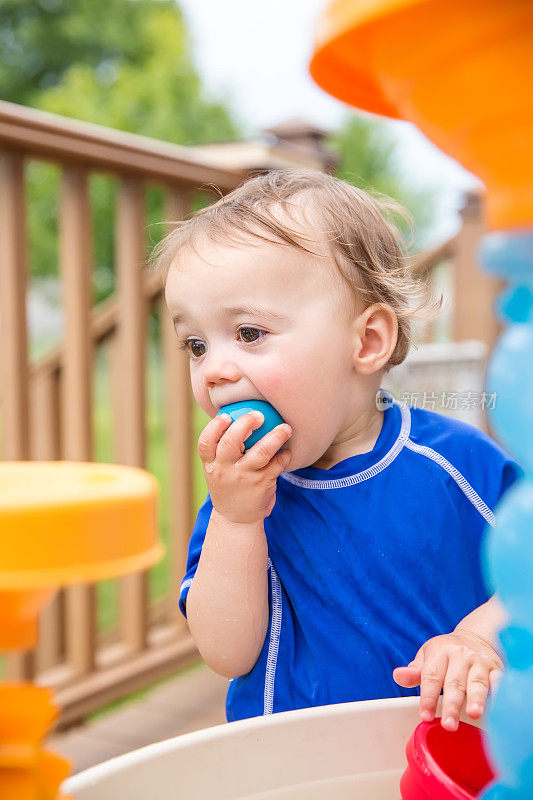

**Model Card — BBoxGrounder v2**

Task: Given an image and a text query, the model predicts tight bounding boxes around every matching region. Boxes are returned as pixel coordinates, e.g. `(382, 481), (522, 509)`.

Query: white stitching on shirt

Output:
(180, 577), (193, 595)
(264, 558), (282, 715)
(280, 402), (411, 490)
(404, 438), (496, 527)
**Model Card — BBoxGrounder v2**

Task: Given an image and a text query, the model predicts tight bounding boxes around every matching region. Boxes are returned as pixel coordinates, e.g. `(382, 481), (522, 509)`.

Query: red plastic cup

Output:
(400, 719), (496, 799)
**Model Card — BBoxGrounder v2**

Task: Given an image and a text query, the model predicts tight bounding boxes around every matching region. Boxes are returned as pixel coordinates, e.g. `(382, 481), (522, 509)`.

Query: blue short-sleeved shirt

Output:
(179, 396), (522, 722)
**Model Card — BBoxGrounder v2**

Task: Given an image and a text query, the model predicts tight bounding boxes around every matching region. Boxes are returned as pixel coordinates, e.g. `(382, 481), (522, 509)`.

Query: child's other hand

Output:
(392, 631), (503, 731)
(198, 411), (292, 525)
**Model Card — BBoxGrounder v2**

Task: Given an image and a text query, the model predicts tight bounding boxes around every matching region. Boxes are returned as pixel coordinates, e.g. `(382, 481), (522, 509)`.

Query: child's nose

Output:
(203, 356), (242, 387)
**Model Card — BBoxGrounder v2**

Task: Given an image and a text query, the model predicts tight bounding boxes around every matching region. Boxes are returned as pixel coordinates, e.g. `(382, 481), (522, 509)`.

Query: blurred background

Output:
(0, 0), (500, 773)
(1, 0), (480, 352)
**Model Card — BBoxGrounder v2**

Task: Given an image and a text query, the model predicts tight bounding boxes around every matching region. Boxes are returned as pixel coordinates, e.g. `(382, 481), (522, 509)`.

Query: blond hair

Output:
(152, 169), (440, 368)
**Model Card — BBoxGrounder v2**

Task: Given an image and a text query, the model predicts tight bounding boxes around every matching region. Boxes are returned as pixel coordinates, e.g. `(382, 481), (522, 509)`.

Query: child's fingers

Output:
(215, 411), (265, 464)
(197, 414), (233, 464)
(419, 651), (449, 723)
(392, 664), (422, 688)
(393, 648), (424, 688)
(464, 663), (491, 719)
(440, 654), (472, 730)
(257, 445), (292, 482)
(270, 446), (293, 476)
(237, 424), (293, 471)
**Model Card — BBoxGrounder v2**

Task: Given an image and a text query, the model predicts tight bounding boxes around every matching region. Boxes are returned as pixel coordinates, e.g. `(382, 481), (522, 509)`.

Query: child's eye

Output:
(179, 338), (206, 359)
(178, 328), (267, 360)
(237, 326), (267, 344)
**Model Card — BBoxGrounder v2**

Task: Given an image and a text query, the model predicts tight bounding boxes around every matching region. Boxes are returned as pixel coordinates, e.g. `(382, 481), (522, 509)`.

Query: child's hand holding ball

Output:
(197, 401), (292, 525)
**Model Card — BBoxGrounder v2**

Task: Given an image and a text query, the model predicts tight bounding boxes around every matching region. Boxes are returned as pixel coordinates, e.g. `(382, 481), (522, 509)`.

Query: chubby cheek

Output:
(263, 365), (327, 461)
(256, 365), (291, 410)
(275, 351), (349, 467)
(190, 372), (216, 418)
(271, 351), (325, 417)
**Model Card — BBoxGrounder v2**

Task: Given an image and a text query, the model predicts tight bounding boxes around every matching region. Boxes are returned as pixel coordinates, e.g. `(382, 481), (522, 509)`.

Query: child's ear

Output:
(351, 303), (398, 374)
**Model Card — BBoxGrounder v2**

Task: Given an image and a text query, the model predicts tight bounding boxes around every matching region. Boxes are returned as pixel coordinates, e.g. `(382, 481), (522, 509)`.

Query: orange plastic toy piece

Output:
(310, 0), (533, 230)
(0, 685), (71, 800)
(0, 460), (164, 799)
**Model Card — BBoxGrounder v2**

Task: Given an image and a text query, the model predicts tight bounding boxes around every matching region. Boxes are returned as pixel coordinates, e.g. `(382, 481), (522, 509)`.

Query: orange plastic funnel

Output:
(310, 0), (533, 230)
(0, 461), (163, 650)
(0, 461), (164, 798)
(0, 684), (71, 799)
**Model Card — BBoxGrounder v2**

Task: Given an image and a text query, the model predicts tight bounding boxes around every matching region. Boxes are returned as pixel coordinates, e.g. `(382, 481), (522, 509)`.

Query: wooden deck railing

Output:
(0, 100), (246, 726)
(0, 99), (497, 727)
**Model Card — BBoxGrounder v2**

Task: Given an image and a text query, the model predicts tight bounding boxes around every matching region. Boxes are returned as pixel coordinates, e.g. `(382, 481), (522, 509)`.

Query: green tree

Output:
(34, 4), (239, 147)
(0, 0), (170, 106)
(1, 0), (240, 299)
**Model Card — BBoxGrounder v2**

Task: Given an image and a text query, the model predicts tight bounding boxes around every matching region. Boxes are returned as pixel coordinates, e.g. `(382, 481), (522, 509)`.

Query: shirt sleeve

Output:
(179, 493), (213, 617)
(438, 416), (525, 517)
(491, 443), (524, 507)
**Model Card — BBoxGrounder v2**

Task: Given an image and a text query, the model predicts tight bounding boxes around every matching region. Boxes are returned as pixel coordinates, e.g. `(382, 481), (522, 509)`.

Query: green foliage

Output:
(332, 113), (435, 247)
(26, 161), (60, 280)
(0, 0), (172, 106)
(34, 5), (239, 146)
(1, 0), (240, 289)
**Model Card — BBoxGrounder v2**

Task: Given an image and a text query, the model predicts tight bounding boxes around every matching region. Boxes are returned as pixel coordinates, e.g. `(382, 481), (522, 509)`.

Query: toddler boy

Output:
(157, 169), (521, 730)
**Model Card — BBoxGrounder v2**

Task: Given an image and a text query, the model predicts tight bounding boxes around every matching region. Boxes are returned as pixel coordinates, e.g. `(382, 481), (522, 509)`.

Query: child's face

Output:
(165, 237), (367, 470)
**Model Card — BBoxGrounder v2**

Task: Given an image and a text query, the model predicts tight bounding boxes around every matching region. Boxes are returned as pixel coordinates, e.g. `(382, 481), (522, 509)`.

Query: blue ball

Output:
(216, 400), (286, 453)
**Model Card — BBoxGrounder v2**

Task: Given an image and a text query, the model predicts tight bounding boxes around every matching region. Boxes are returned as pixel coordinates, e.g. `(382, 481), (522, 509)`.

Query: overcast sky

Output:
(178, 0), (481, 244)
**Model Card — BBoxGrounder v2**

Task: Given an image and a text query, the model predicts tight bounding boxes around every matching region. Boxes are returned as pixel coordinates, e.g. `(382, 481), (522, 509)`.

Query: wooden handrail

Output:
(0, 100), (246, 190)
(410, 233), (459, 276)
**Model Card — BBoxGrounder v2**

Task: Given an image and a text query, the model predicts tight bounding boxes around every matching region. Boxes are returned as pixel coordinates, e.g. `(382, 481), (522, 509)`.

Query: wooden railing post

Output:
(160, 188), (194, 629)
(0, 152), (30, 461)
(59, 166), (97, 675)
(452, 191), (504, 348)
(115, 176), (149, 654)
(31, 367), (67, 672)
(0, 151), (36, 681)
(30, 369), (61, 462)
